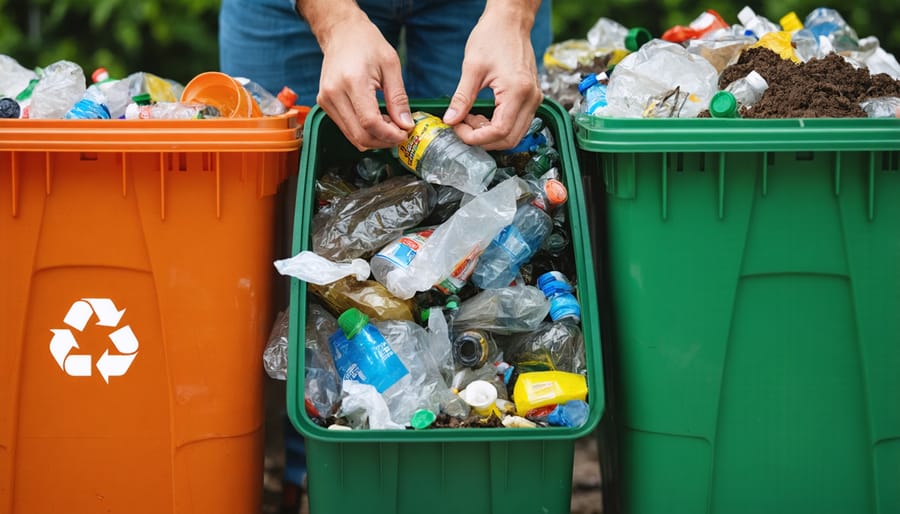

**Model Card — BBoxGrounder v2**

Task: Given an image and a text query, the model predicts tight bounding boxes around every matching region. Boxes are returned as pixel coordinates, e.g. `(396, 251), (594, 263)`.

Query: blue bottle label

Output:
(494, 225), (531, 262)
(329, 325), (409, 393)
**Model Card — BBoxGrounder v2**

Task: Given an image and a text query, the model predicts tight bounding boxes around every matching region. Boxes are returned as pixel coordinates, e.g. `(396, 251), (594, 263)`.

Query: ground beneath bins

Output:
(261, 377), (603, 514)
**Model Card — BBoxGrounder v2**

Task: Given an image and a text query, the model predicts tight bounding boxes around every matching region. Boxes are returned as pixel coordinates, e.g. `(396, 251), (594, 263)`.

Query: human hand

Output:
(304, 2), (414, 150)
(442, 0), (543, 151)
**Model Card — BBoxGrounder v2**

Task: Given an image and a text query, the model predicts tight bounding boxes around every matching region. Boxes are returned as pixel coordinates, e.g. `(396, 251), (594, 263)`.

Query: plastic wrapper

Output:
(305, 304), (341, 419)
(263, 309), (290, 380)
(686, 35), (756, 74)
(0, 55), (37, 99)
(421, 185), (466, 226)
(338, 380), (404, 430)
(274, 251), (371, 285)
(597, 39), (719, 118)
(500, 320), (587, 375)
(312, 175), (436, 262)
(845, 37), (900, 80)
(452, 285), (550, 335)
(315, 170), (357, 207)
(586, 17), (629, 50)
(29, 60), (86, 119)
(860, 97), (900, 118)
(309, 277), (415, 322)
(380, 177), (521, 300)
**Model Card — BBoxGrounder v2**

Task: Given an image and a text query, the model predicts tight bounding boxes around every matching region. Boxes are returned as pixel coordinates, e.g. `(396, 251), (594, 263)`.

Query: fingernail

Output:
(443, 108), (458, 122)
(400, 111), (413, 126)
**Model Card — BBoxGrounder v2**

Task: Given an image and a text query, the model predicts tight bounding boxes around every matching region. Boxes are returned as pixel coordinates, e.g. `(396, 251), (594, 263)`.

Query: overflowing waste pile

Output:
(270, 113), (591, 431)
(541, 7), (900, 119)
(0, 56), (299, 119)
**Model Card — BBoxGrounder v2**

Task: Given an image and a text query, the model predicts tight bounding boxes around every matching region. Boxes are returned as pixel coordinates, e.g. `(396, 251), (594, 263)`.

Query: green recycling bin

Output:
(575, 117), (900, 514)
(286, 99), (604, 514)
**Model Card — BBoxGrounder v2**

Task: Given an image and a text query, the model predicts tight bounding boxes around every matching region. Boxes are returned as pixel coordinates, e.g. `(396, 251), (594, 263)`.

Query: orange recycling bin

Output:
(0, 113), (301, 514)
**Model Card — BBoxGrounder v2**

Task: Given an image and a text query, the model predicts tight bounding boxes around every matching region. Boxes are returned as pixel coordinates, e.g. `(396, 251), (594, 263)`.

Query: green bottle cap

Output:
(625, 27), (652, 52)
(337, 308), (368, 339)
(411, 409), (437, 429)
(709, 91), (740, 118)
(132, 93), (152, 106)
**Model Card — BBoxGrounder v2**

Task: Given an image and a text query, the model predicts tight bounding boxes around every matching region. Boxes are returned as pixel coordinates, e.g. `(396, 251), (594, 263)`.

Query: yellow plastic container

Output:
(512, 371), (588, 415)
(0, 113), (300, 514)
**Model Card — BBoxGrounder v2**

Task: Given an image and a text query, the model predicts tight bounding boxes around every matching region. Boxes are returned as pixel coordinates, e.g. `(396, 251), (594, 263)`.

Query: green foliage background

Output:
(0, 0), (897, 86)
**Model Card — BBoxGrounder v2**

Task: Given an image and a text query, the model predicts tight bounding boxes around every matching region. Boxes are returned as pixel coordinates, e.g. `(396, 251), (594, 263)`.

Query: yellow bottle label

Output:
(397, 111), (446, 174)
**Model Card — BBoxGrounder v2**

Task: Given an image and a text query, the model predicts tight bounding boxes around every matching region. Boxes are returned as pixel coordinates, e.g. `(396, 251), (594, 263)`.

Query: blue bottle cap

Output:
(577, 74), (600, 95)
(537, 270), (568, 290)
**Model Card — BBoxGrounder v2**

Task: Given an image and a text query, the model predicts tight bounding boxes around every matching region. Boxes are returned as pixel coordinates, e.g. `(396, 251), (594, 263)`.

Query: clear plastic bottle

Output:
(724, 70), (769, 109)
(124, 102), (208, 120)
(64, 87), (111, 119)
(396, 111), (497, 196)
(91, 68), (134, 119)
(537, 271), (581, 323)
(505, 319), (586, 374)
(737, 6), (780, 38)
(578, 72), (608, 116)
(0, 98), (20, 119)
(472, 179), (568, 290)
(234, 77), (288, 116)
(452, 329), (498, 369)
(309, 276), (416, 322)
(29, 60), (86, 119)
(452, 286), (550, 334)
(803, 7), (859, 53)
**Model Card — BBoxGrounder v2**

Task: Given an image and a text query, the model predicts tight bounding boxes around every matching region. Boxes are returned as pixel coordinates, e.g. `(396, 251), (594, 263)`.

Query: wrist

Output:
(297, 0), (369, 47)
(481, 0), (540, 33)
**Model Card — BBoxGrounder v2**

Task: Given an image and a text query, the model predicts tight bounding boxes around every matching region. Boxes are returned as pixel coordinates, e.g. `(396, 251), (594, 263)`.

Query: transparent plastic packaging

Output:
(64, 87), (111, 120)
(308, 277), (416, 322)
(312, 176), (436, 262)
(452, 286), (550, 335)
(502, 319), (587, 375)
(737, 6), (780, 38)
(724, 70), (769, 109)
(274, 251), (371, 285)
(124, 102), (210, 120)
(338, 380), (404, 430)
(29, 60), (86, 119)
(234, 77), (287, 116)
(0, 55), (37, 99)
(860, 97), (900, 118)
(304, 304), (342, 419)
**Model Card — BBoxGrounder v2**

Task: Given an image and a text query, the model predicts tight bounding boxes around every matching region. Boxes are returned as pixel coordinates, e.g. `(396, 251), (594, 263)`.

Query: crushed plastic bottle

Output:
(91, 68), (134, 119)
(125, 71), (182, 103)
(304, 304), (342, 419)
(124, 102), (210, 120)
(586, 17), (629, 50)
(471, 178), (567, 289)
(860, 97), (900, 118)
(452, 286), (550, 334)
(803, 7), (859, 53)
(65, 87), (111, 120)
(662, 10), (730, 44)
(723, 70), (769, 109)
(312, 175), (436, 262)
(234, 77), (289, 116)
(737, 6), (780, 38)
(29, 60), (86, 119)
(503, 319), (586, 375)
(396, 111), (497, 195)
(597, 39), (720, 119)
(846, 37), (900, 80)
(309, 277), (416, 322)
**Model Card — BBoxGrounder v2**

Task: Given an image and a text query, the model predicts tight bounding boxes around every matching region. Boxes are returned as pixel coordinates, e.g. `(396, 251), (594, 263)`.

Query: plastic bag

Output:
(263, 309), (290, 380)
(305, 304), (342, 419)
(312, 175), (436, 262)
(338, 380), (404, 430)
(452, 285), (550, 334)
(274, 251), (371, 285)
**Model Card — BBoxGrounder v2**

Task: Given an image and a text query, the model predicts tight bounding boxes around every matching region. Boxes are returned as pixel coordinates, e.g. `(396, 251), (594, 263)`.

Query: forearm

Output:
(480, 0), (542, 33)
(295, 0), (370, 47)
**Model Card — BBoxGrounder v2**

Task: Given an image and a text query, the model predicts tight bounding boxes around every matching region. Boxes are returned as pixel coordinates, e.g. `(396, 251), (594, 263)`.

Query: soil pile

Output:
(717, 47), (900, 118)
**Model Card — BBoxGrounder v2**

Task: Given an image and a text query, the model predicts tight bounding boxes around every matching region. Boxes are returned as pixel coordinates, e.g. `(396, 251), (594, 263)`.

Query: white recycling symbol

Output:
(49, 298), (139, 383)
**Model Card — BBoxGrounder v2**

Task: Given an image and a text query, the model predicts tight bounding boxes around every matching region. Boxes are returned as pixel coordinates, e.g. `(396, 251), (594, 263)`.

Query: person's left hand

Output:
(441, 1), (543, 151)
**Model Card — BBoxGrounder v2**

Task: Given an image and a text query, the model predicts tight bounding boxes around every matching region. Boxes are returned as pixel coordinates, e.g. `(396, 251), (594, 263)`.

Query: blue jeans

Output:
(219, 0), (553, 106)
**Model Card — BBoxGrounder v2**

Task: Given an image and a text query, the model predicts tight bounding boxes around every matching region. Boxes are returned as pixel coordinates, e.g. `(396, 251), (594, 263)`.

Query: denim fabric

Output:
(219, 0), (552, 105)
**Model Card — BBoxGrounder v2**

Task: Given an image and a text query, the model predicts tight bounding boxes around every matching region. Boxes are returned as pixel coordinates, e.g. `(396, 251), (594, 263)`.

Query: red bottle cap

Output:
(92, 68), (110, 84)
(278, 86), (298, 108)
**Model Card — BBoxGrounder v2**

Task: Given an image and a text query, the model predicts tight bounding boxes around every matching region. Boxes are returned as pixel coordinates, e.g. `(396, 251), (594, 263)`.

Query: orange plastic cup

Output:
(181, 71), (262, 118)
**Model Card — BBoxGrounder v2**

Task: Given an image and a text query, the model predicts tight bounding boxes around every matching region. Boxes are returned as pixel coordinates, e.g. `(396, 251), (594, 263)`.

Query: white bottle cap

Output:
(744, 71), (769, 91)
(737, 6), (755, 27)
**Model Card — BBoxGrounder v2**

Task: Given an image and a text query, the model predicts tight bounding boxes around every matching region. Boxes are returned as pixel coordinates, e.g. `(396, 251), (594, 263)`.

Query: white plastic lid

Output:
(459, 380), (497, 409)
(744, 71), (769, 91)
(737, 6), (755, 27)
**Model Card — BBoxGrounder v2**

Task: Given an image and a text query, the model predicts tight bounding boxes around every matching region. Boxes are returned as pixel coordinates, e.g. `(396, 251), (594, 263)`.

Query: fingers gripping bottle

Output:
(396, 111), (497, 196)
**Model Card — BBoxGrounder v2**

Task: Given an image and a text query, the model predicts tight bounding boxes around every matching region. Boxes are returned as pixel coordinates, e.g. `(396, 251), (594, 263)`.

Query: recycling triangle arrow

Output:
(96, 350), (138, 384)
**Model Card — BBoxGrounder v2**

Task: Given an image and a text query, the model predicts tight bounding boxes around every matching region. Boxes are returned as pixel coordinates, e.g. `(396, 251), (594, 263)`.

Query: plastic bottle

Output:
(860, 97), (900, 118)
(471, 179), (567, 290)
(661, 10), (730, 44)
(0, 55), (37, 99)
(452, 329), (498, 369)
(0, 98), (20, 119)
(14, 78), (38, 117)
(125, 71), (180, 103)
(312, 175), (436, 262)
(537, 271), (581, 323)
(724, 70), (769, 109)
(512, 370), (588, 415)
(452, 286), (550, 335)
(737, 6), (780, 38)
(505, 319), (586, 374)
(91, 68), (134, 119)
(234, 77), (288, 116)
(64, 87), (111, 120)
(124, 102), (208, 120)
(29, 60), (86, 119)
(309, 277), (416, 322)
(396, 111), (497, 196)
(578, 72), (608, 116)
(709, 91), (741, 119)
(545, 400), (590, 428)
(524, 145), (561, 177)
(803, 7), (859, 53)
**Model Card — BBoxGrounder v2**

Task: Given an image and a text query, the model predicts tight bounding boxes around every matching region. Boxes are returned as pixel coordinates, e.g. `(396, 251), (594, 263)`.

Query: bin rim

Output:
(575, 115), (900, 153)
(286, 98), (605, 443)
(0, 110), (303, 152)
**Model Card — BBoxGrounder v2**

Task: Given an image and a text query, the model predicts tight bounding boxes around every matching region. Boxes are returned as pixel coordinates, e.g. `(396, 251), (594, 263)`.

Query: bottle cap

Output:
(411, 409), (437, 430)
(737, 6), (755, 27)
(537, 271), (568, 290)
(779, 12), (803, 32)
(277, 86), (298, 108)
(337, 308), (369, 339)
(744, 71), (768, 91)
(709, 91), (740, 118)
(92, 67), (110, 84)
(625, 27), (652, 52)
(577, 74), (599, 95)
(0, 98), (21, 119)
(542, 179), (568, 208)
(132, 93), (152, 106)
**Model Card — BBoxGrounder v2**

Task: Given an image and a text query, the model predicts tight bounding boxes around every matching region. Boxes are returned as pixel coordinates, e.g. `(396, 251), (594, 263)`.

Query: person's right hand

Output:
(301, 1), (414, 150)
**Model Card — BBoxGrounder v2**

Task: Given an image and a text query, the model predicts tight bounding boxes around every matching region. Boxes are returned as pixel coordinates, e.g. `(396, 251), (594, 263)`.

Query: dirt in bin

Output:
(712, 47), (900, 118)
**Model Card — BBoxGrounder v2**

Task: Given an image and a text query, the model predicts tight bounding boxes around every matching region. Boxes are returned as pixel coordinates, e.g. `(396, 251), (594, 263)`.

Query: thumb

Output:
(443, 71), (482, 125)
